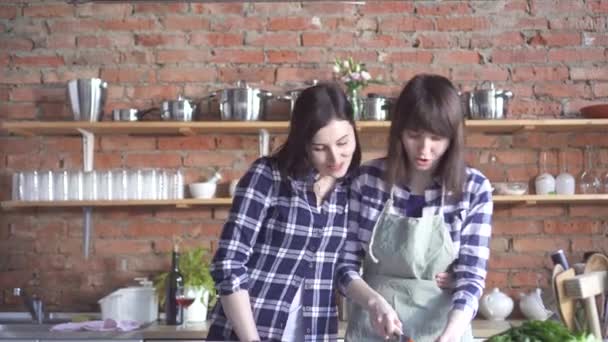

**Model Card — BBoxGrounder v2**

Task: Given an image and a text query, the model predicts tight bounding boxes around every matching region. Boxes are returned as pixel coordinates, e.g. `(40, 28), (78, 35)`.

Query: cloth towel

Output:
(51, 318), (141, 332)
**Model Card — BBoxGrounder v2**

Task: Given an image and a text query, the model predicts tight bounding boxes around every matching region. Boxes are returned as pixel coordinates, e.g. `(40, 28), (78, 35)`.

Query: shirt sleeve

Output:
(336, 169), (367, 294)
(210, 158), (275, 296)
(451, 172), (493, 321)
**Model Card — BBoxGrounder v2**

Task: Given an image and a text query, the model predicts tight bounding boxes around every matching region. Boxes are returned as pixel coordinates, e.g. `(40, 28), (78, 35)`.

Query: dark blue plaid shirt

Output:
(209, 157), (350, 341)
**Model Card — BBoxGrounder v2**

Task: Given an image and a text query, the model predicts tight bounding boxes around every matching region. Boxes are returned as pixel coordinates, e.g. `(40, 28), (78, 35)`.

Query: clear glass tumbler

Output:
(578, 146), (601, 194)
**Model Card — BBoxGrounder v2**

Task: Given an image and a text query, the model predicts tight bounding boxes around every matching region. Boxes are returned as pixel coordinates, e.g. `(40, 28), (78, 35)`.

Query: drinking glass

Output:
(68, 171), (83, 201)
(53, 170), (69, 201)
(99, 170), (113, 200)
(112, 169), (128, 201)
(83, 171), (98, 200)
(11, 172), (24, 200)
(141, 169), (158, 200)
(23, 170), (39, 201)
(127, 169), (142, 200)
(578, 146), (601, 194)
(38, 170), (54, 201)
(175, 285), (195, 327)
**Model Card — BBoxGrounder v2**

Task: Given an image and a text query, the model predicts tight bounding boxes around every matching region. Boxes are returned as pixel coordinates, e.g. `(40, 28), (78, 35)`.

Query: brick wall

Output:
(1, 0), (607, 316)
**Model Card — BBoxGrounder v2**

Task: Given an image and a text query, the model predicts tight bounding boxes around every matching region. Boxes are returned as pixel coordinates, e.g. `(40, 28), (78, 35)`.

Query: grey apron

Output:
(345, 187), (473, 342)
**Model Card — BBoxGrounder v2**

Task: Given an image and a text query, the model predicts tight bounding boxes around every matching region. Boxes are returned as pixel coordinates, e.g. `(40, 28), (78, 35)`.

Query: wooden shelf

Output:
(3, 195), (608, 209)
(493, 194), (608, 205)
(2, 119), (608, 136)
(0, 198), (234, 210)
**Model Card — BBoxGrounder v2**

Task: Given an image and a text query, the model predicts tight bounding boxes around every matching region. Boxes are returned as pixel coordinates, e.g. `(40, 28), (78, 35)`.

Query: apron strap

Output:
(369, 187), (394, 263)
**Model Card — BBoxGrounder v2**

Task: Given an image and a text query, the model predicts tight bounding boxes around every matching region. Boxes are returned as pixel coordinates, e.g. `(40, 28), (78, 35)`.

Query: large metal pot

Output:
(161, 96), (197, 121)
(112, 108), (157, 121)
(206, 81), (273, 121)
(67, 78), (107, 122)
(360, 94), (392, 121)
(462, 82), (513, 119)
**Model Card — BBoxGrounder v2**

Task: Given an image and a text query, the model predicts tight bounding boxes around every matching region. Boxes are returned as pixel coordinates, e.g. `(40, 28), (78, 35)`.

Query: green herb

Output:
(487, 320), (599, 342)
(154, 247), (216, 307)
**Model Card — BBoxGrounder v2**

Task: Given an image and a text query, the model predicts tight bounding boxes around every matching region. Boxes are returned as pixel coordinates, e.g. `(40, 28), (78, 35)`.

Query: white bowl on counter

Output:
(188, 182), (217, 199)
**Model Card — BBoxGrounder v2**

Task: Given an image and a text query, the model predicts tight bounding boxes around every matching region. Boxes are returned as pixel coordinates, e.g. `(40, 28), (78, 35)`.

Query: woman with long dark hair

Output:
(209, 83), (362, 341)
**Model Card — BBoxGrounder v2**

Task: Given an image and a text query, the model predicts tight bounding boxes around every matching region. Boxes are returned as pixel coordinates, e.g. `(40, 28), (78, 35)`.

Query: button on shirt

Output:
(336, 158), (493, 321)
(209, 157), (350, 341)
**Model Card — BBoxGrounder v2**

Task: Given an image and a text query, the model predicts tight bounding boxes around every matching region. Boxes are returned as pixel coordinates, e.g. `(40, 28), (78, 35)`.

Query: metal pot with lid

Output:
(278, 80), (319, 113)
(161, 96), (197, 121)
(360, 93), (392, 121)
(112, 107), (157, 122)
(462, 81), (513, 119)
(205, 81), (273, 121)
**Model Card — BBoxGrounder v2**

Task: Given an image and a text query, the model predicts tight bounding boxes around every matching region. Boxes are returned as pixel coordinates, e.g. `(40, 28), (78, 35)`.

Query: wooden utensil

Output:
(584, 253), (608, 318)
(553, 265), (577, 331)
(564, 270), (608, 340)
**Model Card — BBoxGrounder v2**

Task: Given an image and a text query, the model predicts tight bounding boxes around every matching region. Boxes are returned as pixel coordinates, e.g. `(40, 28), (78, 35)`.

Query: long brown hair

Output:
(385, 74), (466, 195)
(274, 82), (362, 178)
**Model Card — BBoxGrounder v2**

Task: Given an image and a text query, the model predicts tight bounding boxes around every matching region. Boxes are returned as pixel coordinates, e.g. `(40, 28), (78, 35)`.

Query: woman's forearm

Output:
(345, 278), (383, 309)
(220, 290), (260, 341)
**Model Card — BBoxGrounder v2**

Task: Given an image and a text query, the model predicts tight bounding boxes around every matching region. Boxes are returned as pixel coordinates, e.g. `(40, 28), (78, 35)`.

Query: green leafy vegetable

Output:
(486, 320), (600, 342)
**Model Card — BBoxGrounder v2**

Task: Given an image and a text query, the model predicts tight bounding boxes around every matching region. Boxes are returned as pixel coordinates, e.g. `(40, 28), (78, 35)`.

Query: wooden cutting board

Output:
(553, 265), (577, 331)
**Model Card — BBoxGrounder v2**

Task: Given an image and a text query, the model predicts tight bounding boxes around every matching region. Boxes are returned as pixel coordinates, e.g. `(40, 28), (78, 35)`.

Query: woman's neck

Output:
(405, 170), (434, 195)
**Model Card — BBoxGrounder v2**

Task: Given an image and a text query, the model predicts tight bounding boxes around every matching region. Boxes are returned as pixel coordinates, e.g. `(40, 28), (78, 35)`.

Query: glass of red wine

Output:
(175, 285), (196, 327)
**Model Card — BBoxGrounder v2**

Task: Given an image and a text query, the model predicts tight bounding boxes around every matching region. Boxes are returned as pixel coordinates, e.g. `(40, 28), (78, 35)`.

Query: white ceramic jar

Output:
(555, 172), (575, 195)
(519, 288), (552, 321)
(479, 288), (514, 320)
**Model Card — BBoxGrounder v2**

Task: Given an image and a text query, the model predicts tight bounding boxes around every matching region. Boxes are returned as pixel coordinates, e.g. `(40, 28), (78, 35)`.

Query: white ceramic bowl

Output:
(493, 182), (528, 196)
(188, 182), (217, 199)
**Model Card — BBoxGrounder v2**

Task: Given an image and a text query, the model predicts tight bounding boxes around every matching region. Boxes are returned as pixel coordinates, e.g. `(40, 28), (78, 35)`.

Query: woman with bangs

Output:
(337, 74), (493, 342)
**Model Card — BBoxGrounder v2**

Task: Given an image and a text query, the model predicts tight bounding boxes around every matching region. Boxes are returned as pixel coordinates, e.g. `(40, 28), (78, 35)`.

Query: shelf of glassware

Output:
(2, 119), (608, 136)
(3, 194), (608, 209)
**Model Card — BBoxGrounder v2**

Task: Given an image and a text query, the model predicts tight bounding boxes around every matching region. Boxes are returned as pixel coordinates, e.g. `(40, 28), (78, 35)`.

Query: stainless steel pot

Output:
(112, 108), (157, 121)
(463, 82), (513, 119)
(360, 94), (392, 121)
(209, 81), (273, 121)
(279, 80), (318, 113)
(67, 78), (107, 122)
(161, 96), (197, 121)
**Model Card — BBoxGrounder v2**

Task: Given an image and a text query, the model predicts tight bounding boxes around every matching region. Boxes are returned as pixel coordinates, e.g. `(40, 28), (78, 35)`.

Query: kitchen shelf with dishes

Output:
(2, 118), (608, 136)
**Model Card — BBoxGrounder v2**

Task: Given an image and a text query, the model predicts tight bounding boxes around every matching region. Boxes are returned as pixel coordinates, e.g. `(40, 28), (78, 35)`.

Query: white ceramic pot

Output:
(479, 288), (513, 320)
(535, 173), (555, 195)
(519, 288), (552, 321)
(184, 286), (210, 323)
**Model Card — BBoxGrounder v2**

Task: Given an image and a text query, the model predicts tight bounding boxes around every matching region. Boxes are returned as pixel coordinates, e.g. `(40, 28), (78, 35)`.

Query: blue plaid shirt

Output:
(336, 158), (493, 321)
(209, 157), (350, 341)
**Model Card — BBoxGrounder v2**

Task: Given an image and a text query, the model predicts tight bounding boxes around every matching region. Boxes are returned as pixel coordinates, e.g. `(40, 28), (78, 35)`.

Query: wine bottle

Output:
(165, 243), (184, 325)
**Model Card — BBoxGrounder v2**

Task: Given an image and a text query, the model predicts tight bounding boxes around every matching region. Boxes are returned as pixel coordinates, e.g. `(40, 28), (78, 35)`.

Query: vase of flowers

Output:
(333, 57), (381, 120)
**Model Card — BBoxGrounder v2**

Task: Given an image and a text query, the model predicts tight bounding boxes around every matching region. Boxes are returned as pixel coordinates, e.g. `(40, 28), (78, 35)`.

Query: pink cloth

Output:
(51, 319), (141, 332)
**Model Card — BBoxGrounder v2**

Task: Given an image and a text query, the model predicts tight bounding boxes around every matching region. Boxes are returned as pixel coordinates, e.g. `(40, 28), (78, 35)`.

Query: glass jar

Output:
(535, 150), (555, 195)
(347, 88), (363, 120)
(578, 146), (601, 194)
(555, 149), (575, 195)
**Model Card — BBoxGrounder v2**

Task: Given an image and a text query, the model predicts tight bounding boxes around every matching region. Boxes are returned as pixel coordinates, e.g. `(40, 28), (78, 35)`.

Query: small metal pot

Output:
(278, 80), (319, 113)
(161, 96), (197, 121)
(208, 81), (273, 121)
(112, 108), (156, 121)
(360, 94), (392, 121)
(462, 82), (513, 119)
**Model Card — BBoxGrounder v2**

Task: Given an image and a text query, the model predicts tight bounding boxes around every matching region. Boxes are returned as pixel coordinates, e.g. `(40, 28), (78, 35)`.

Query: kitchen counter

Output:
(0, 319), (522, 340)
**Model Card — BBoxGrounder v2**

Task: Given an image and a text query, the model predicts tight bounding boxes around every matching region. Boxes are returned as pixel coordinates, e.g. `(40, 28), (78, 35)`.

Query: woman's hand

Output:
(366, 294), (403, 339)
(435, 272), (454, 289)
(435, 310), (469, 342)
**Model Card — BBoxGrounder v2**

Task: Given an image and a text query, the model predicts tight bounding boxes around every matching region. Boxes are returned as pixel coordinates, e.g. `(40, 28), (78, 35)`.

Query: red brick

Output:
(94, 240), (153, 255)
(210, 49), (264, 64)
(488, 253), (545, 270)
(23, 3), (73, 17)
(543, 220), (600, 235)
(276, 67), (332, 84)
(362, 1), (414, 14)
(156, 49), (209, 64)
(190, 33), (243, 47)
(94, 152), (123, 170)
(76, 3), (132, 18)
(383, 51), (433, 64)
(0, 103), (37, 120)
(134, 3), (188, 14)
(217, 67), (275, 85)
(436, 17), (490, 31)
(154, 208), (213, 220)
(247, 32), (300, 48)
(510, 205), (566, 218)
(508, 99), (562, 118)
(485, 271), (509, 290)
(100, 68), (155, 84)
(48, 19), (102, 34)
(571, 237), (608, 253)
(95, 222), (125, 239)
(184, 151), (240, 168)
(268, 17), (321, 31)
(41, 69), (98, 83)
(435, 51), (481, 65)
(0, 37), (34, 51)
(493, 220), (543, 236)
(211, 17), (264, 32)
(534, 83), (590, 98)
(0, 5), (17, 19)
(126, 221), (185, 238)
(102, 18), (157, 31)
(135, 34), (188, 47)
(381, 17), (431, 32)
(492, 49), (547, 64)
(124, 153), (182, 168)
(302, 32), (354, 47)
(593, 83), (608, 97)
(512, 66), (569, 82)
(452, 66), (510, 82)
(128, 85), (181, 100)
(191, 3), (244, 14)
(511, 270), (549, 287)
(571, 67), (608, 81)
(0, 70), (40, 85)
(215, 135), (260, 150)
(530, 0), (585, 15)
(512, 237), (568, 253)
(267, 50), (298, 64)
(302, 2), (358, 13)
(161, 16), (211, 31)
(158, 67), (216, 83)
(157, 136), (215, 151)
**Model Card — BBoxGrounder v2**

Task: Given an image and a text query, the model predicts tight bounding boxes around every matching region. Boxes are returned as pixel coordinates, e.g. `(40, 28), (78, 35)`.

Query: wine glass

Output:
(175, 285), (195, 326)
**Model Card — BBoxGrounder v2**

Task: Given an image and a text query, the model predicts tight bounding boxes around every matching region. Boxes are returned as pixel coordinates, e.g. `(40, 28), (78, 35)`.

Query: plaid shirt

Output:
(336, 158), (493, 321)
(209, 157), (350, 341)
